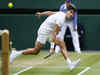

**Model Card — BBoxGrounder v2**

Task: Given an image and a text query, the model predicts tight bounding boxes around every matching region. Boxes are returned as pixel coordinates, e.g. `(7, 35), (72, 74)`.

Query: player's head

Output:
(66, 5), (76, 19)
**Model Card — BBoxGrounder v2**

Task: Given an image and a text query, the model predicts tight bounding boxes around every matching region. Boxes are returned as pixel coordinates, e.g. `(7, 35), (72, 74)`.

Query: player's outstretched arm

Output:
(35, 11), (57, 17)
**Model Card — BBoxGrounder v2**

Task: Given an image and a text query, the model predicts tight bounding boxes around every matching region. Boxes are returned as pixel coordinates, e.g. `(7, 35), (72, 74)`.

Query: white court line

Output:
(13, 57), (50, 75)
(13, 66), (32, 75)
(77, 67), (91, 75)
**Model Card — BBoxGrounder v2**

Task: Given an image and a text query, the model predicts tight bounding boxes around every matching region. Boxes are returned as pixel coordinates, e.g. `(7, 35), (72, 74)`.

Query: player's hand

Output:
(35, 12), (41, 18)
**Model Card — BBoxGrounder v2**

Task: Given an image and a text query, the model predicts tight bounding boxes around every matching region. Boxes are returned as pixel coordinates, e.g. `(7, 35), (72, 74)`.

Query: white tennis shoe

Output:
(69, 58), (80, 71)
(10, 50), (22, 64)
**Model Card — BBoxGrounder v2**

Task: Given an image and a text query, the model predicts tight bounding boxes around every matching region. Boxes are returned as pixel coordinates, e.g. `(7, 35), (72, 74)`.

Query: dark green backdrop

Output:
(0, 15), (50, 50)
(78, 15), (100, 50)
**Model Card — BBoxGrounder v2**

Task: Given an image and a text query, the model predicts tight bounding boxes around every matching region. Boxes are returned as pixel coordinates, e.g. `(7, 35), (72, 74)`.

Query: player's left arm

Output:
(35, 11), (57, 17)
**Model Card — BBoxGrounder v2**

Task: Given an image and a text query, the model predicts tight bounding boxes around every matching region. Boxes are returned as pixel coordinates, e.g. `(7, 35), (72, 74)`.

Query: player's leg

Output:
(22, 41), (43, 55)
(55, 37), (80, 71)
(55, 38), (69, 59)
(10, 33), (46, 63)
(10, 41), (43, 64)
(68, 22), (81, 53)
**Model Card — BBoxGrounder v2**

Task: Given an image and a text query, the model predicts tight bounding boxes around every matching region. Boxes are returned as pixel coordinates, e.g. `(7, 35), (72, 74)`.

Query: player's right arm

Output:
(51, 24), (60, 42)
(54, 24), (60, 36)
(35, 11), (57, 17)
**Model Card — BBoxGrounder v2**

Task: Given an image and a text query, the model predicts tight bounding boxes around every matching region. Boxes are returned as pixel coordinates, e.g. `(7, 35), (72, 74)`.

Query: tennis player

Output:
(10, 6), (80, 71)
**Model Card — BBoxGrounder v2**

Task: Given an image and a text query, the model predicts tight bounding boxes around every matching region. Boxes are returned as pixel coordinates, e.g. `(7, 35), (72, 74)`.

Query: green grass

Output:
(1, 51), (100, 75)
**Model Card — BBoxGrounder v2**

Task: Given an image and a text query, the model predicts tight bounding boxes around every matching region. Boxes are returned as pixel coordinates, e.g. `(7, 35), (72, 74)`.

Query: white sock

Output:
(66, 58), (72, 65)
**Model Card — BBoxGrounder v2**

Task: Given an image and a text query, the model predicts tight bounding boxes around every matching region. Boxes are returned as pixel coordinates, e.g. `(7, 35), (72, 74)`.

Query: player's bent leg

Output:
(22, 41), (43, 55)
(22, 48), (40, 55)
(10, 41), (43, 64)
(55, 38), (69, 60)
(55, 38), (80, 71)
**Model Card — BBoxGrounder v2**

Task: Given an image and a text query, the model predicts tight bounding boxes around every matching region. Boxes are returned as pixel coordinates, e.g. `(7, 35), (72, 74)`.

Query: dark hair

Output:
(67, 5), (77, 12)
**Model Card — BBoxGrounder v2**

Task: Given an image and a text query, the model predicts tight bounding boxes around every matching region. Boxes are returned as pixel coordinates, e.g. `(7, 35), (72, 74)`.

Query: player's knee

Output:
(30, 48), (40, 55)
(34, 48), (40, 55)
(34, 51), (40, 55)
(55, 38), (65, 49)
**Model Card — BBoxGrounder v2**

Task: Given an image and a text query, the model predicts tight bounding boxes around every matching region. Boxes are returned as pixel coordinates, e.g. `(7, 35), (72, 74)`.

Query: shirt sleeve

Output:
(55, 18), (61, 27)
(55, 14), (63, 27)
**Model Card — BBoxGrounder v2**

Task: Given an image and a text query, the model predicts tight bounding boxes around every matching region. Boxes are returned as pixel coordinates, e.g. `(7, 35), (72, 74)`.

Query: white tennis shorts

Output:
(36, 32), (53, 44)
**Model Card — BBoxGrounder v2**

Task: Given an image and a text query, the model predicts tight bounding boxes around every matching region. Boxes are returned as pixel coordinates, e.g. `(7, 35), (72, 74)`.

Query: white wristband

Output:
(50, 42), (55, 48)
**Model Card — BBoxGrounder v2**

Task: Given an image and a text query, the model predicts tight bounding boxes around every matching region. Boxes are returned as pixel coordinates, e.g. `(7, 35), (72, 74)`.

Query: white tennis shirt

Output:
(38, 12), (67, 34)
